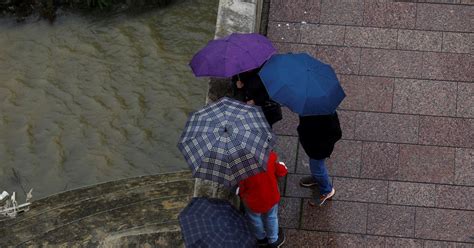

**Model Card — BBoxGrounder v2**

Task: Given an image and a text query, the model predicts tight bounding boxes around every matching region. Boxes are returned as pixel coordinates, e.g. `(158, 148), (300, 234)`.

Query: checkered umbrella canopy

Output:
(179, 197), (255, 248)
(178, 97), (275, 187)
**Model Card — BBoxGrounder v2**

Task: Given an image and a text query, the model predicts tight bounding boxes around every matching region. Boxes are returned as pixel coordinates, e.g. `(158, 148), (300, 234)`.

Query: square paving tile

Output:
(367, 204), (415, 237)
(273, 107), (298, 136)
(355, 112), (419, 143)
(363, 0), (416, 28)
(435, 185), (474, 210)
(327, 233), (385, 248)
(398, 144), (455, 184)
(339, 75), (394, 113)
(442, 33), (473, 54)
(423, 240), (474, 248)
(279, 197), (301, 229)
(311, 46), (361, 74)
(320, 0), (364, 25)
(301, 200), (367, 234)
(344, 26), (398, 49)
(455, 148), (474, 186)
(300, 24), (345, 46)
(332, 177), (388, 203)
(361, 141), (400, 180)
(267, 21), (301, 43)
(274, 135), (298, 173)
(338, 110), (356, 139)
(273, 42), (308, 54)
(416, 0), (462, 3)
(415, 207), (474, 242)
(296, 148), (311, 174)
(284, 229), (328, 247)
(397, 30), (442, 51)
(385, 237), (424, 248)
(416, 4), (473, 32)
(297, 140), (362, 177)
(285, 174), (315, 198)
(422, 52), (473, 82)
(419, 116), (473, 148)
(457, 83), (474, 118)
(393, 79), (457, 116)
(359, 48), (423, 78)
(269, 0), (320, 23)
(388, 181), (436, 207)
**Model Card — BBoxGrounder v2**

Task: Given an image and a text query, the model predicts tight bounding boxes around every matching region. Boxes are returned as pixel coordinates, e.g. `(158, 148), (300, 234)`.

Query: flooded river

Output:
(0, 0), (218, 199)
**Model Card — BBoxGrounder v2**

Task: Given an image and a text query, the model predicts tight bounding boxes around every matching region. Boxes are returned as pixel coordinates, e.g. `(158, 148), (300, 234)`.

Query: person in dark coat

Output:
(232, 68), (282, 127)
(297, 112), (342, 206)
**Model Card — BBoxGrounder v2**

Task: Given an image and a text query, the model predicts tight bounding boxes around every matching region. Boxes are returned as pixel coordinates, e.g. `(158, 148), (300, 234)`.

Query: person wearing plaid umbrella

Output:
(237, 151), (288, 248)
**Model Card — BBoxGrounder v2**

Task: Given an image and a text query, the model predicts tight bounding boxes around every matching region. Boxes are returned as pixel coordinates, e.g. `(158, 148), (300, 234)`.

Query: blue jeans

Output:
(310, 158), (333, 195)
(245, 204), (279, 243)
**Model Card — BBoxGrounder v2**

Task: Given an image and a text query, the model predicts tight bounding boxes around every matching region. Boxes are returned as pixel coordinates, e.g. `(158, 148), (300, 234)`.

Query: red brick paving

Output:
(267, 0), (474, 246)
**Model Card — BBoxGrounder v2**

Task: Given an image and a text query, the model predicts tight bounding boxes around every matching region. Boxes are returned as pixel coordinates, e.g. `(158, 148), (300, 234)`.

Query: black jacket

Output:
(232, 68), (269, 106)
(232, 68), (282, 127)
(297, 112), (342, 160)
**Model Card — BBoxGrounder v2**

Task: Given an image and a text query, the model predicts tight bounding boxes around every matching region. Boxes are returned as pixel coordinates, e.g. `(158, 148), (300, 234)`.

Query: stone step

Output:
(4, 170), (192, 220)
(6, 178), (193, 232)
(15, 194), (191, 246)
(1, 171), (192, 229)
(99, 222), (184, 248)
(0, 171), (194, 247)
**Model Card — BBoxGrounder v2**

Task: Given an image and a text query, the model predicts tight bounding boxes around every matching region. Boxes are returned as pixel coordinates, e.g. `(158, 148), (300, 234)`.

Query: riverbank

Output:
(0, 170), (192, 246)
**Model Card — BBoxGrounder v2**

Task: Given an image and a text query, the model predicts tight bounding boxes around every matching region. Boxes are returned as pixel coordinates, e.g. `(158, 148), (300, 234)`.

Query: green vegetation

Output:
(0, 0), (173, 21)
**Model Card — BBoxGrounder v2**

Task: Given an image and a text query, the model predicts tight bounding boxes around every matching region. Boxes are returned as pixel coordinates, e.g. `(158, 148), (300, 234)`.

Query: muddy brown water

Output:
(0, 0), (218, 199)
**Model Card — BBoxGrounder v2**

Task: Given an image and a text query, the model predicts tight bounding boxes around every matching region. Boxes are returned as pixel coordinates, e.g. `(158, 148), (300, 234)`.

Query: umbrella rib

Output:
(179, 123), (221, 143)
(192, 47), (219, 77)
(227, 137), (262, 182)
(303, 55), (311, 114)
(188, 133), (222, 173)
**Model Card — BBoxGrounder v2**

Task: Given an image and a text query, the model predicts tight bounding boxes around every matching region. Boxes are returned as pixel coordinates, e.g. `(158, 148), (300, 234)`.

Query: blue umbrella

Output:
(178, 97), (275, 187)
(259, 53), (346, 116)
(179, 197), (255, 248)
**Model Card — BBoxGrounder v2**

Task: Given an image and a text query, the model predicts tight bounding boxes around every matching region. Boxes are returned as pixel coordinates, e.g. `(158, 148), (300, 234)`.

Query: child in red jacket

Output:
(237, 150), (288, 248)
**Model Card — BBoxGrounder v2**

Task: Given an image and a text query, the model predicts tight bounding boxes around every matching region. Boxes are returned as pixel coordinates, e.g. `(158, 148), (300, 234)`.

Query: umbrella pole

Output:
(193, 179), (198, 197)
(212, 182), (218, 197)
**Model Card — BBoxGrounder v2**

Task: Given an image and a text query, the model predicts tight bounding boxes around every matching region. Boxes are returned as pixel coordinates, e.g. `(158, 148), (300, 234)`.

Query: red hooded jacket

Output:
(238, 151), (288, 213)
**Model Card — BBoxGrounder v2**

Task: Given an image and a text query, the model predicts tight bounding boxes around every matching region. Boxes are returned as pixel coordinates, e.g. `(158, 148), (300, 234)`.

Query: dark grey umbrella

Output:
(179, 197), (255, 248)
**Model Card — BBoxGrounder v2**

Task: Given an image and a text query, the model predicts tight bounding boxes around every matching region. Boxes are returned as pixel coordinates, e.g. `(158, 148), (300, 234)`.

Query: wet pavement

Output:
(267, 0), (473, 247)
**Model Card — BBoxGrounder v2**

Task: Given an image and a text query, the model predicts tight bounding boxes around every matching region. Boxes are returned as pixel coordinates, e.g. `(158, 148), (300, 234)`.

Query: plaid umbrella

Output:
(179, 197), (255, 248)
(178, 97), (275, 187)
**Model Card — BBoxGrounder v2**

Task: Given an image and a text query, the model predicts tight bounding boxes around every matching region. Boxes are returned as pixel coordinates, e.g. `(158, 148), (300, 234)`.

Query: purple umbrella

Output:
(189, 33), (276, 78)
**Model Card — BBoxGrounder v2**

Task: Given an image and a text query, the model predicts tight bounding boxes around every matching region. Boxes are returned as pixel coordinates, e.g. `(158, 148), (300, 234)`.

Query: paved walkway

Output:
(265, 0), (473, 247)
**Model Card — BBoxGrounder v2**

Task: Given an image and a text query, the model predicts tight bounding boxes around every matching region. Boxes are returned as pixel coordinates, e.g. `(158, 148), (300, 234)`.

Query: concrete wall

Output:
(193, 0), (265, 203)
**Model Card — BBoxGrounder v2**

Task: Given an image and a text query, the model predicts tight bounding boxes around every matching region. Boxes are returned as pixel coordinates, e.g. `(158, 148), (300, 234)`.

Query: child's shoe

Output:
(268, 228), (285, 248)
(257, 237), (268, 247)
